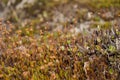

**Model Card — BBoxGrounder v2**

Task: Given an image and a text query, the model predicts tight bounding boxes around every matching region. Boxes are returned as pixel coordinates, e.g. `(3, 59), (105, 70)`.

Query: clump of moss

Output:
(0, 18), (120, 80)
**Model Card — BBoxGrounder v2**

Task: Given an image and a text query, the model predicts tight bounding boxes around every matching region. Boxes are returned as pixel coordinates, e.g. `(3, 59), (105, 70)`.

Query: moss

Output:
(0, 1), (119, 80)
(93, 16), (101, 21)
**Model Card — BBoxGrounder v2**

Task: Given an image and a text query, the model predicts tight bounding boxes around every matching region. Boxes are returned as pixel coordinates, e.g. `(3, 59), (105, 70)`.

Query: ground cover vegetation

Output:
(0, 0), (120, 80)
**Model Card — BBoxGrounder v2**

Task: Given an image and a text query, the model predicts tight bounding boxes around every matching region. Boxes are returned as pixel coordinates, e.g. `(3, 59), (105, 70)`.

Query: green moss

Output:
(93, 16), (101, 21)
(109, 45), (116, 52)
